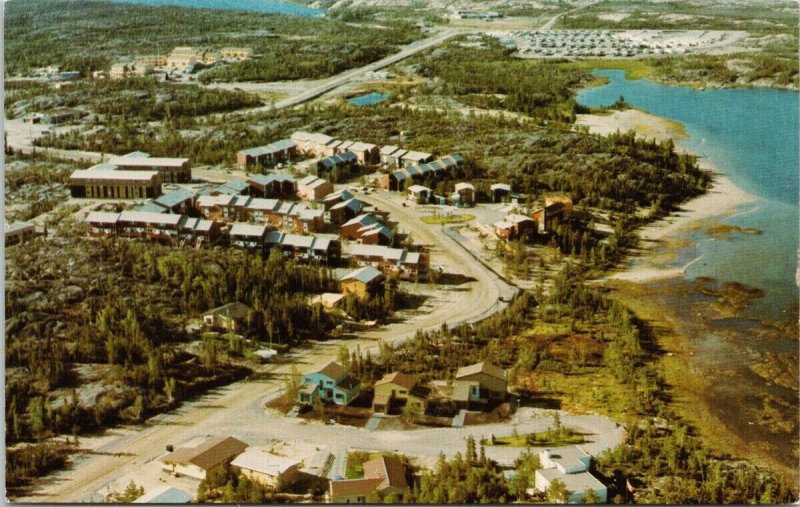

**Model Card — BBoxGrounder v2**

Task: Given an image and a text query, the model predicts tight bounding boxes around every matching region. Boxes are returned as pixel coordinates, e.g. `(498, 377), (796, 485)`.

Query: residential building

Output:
(349, 244), (426, 281)
(491, 183), (512, 202)
(344, 141), (379, 165)
(533, 195), (573, 234)
(329, 455), (409, 503)
(265, 232), (340, 264)
(329, 198), (364, 225)
(340, 266), (385, 299)
(407, 185), (431, 203)
(373, 372), (427, 414)
(248, 173), (297, 199)
(153, 188), (195, 214)
(202, 302), (254, 333)
(493, 214), (536, 241)
(310, 292), (346, 310)
(5, 221), (36, 246)
(69, 168), (162, 199)
(341, 214), (378, 241)
(290, 131), (335, 157)
(379, 146), (407, 167)
(219, 47), (252, 61)
(534, 447), (607, 504)
(455, 361), (507, 402)
(379, 154), (464, 191)
(166, 47), (199, 68)
(109, 62), (153, 79)
(159, 436), (248, 480)
(213, 180), (250, 196)
(236, 140), (297, 168)
(85, 211), (220, 246)
(297, 175), (334, 201)
(135, 54), (168, 67)
(230, 223), (269, 251)
(297, 361), (361, 406)
(315, 151), (358, 177)
(196, 195), (240, 221)
(322, 189), (354, 210)
(230, 448), (301, 489)
(398, 150), (433, 167)
(454, 182), (476, 206)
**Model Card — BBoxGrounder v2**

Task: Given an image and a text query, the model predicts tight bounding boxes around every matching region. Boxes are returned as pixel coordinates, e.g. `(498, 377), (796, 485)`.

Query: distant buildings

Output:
(5, 221), (36, 246)
(85, 210), (221, 246)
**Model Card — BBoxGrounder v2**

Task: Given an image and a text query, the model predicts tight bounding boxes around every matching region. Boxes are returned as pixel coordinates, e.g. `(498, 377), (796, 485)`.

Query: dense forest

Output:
(4, 237), (343, 492)
(4, 0), (421, 80)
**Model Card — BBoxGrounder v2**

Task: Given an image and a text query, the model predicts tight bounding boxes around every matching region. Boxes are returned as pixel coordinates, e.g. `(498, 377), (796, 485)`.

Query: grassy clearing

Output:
(421, 214), (475, 225)
(481, 428), (585, 447)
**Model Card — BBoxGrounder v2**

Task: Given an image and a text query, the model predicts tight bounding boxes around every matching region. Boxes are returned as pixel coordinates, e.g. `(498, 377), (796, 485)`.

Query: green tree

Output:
(547, 478), (570, 504)
(583, 488), (601, 504)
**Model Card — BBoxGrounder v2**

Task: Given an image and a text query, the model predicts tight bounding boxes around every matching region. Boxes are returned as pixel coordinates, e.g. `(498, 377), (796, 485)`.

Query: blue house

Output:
(297, 361), (361, 406)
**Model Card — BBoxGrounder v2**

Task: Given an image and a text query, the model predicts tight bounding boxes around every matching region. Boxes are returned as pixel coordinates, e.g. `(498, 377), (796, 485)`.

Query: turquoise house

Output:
(297, 361), (361, 406)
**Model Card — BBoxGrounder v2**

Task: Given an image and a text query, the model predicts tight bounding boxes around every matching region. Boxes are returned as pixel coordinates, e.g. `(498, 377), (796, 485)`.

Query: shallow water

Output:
(347, 92), (389, 107)
(578, 70), (799, 469)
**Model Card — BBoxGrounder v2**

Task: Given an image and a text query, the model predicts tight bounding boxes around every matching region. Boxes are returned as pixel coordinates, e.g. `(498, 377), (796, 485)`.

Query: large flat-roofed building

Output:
(108, 155), (191, 183)
(69, 168), (162, 199)
(219, 47), (252, 61)
(166, 47), (200, 68)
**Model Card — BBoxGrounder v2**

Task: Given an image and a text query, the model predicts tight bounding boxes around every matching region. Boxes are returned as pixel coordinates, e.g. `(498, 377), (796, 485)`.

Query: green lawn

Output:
(421, 214), (475, 225)
(481, 428), (585, 447)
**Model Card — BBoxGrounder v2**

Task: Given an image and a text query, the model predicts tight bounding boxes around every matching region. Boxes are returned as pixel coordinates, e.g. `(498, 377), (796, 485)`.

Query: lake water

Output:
(578, 70), (799, 468)
(347, 92), (389, 107)
(111, 0), (324, 16)
(578, 70), (798, 320)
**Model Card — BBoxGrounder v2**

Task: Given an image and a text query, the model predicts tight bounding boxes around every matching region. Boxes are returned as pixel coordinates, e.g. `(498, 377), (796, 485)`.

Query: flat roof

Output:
(537, 468), (605, 493)
(70, 169), (159, 181)
(118, 211), (184, 225)
(109, 157), (189, 167)
(231, 448), (300, 477)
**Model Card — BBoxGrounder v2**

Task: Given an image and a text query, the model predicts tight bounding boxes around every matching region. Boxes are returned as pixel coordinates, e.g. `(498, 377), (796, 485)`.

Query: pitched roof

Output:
(375, 372), (415, 390)
(456, 361), (506, 381)
(249, 173), (296, 186)
(364, 455), (408, 489)
(118, 210), (184, 225)
(330, 478), (385, 498)
(134, 202), (168, 213)
(342, 213), (379, 229)
(155, 188), (195, 208)
(340, 266), (385, 285)
(310, 360), (348, 380)
(160, 436), (247, 471)
(86, 211), (121, 224)
(230, 223), (268, 238)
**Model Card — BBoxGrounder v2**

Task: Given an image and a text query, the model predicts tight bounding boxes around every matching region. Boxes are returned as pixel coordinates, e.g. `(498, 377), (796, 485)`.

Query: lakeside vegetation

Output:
(5, 0), (421, 80)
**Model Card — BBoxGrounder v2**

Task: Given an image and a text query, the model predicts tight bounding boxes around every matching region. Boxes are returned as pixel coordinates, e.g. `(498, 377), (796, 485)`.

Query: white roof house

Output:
(230, 448), (301, 479)
(534, 446), (607, 504)
(454, 182), (476, 192)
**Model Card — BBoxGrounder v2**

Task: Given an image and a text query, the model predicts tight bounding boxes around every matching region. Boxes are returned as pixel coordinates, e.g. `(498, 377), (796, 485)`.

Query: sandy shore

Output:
(577, 109), (758, 283)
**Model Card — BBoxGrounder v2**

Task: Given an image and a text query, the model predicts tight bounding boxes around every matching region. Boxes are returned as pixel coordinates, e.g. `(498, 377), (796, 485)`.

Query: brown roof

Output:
(364, 455), (408, 489)
(313, 361), (348, 380)
(160, 436), (248, 471)
(330, 478), (384, 499)
(375, 371), (415, 390)
(456, 361), (506, 381)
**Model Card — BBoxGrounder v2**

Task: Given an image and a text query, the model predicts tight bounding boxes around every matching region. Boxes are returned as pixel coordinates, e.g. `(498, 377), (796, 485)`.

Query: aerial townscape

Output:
(3, 0), (798, 504)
